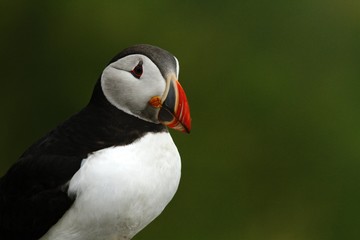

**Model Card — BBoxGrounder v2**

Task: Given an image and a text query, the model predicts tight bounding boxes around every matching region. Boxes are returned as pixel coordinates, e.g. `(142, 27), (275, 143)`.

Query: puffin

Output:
(0, 44), (191, 240)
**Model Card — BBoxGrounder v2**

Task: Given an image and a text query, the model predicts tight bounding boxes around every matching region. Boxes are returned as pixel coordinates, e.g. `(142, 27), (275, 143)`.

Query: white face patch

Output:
(101, 54), (166, 123)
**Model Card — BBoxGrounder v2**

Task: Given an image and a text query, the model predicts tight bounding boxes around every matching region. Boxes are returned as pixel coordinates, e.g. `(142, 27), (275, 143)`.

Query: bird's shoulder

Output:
(0, 102), (165, 239)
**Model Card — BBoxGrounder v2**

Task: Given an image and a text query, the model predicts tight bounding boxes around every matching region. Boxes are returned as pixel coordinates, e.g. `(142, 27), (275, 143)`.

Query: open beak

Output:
(149, 76), (191, 133)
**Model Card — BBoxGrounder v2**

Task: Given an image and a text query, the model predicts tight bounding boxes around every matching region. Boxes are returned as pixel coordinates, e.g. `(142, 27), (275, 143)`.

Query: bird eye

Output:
(131, 61), (143, 79)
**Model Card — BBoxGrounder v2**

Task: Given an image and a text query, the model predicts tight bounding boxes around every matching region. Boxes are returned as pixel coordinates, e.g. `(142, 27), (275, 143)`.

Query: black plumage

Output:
(0, 67), (166, 240)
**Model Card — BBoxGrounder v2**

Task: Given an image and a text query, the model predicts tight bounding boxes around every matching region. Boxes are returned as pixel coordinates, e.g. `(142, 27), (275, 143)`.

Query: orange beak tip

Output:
(157, 77), (191, 133)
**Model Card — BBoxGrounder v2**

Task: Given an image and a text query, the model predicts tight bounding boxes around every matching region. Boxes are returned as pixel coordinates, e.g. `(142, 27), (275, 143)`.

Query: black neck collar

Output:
(24, 79), (166, 160)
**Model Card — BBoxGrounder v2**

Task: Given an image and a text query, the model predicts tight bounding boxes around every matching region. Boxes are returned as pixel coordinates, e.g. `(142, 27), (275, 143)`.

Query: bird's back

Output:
(0, 102), (167, 239)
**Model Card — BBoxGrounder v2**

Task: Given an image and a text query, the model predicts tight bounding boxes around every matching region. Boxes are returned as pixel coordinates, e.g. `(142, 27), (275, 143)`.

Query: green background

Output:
(1, 0), (360, 239)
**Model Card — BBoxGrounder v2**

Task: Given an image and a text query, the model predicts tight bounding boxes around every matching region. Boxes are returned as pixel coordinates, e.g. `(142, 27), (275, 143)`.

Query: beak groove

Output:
(149, 77), (191, 133)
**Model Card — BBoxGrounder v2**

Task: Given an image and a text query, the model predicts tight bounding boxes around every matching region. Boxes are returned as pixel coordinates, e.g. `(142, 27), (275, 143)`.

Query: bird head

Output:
(100, 44), (191, 133)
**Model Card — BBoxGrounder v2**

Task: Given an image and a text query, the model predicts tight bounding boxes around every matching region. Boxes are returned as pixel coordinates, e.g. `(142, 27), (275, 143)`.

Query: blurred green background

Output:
(1, 0), (360, 239)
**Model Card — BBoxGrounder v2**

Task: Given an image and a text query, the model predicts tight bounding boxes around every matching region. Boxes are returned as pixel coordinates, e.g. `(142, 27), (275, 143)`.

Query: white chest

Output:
(41, 132), (181, 240)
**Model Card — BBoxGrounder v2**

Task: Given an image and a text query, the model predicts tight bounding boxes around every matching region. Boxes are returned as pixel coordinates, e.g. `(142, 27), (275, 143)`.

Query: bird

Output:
(0, 44), (191, 240)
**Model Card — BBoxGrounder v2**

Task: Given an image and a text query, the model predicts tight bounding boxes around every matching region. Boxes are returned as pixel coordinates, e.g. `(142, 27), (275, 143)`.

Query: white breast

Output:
(40, 132), (181, 240)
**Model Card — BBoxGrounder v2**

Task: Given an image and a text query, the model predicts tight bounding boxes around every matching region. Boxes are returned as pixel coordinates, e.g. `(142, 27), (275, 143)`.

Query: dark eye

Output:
(131, 61), (143, 79)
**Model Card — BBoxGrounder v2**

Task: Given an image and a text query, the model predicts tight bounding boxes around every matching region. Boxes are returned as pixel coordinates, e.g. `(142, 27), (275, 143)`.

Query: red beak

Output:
(149, 77), (191, 133)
